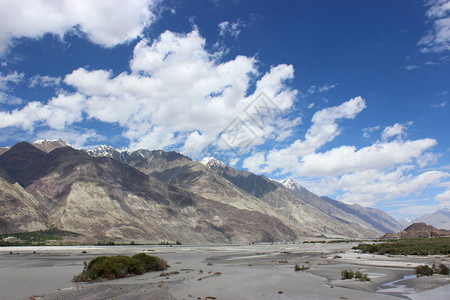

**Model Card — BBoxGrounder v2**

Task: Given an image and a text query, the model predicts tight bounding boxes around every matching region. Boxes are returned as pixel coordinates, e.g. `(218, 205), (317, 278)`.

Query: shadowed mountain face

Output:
(0, 143), (296, 242)
(200, 160), (402, 237)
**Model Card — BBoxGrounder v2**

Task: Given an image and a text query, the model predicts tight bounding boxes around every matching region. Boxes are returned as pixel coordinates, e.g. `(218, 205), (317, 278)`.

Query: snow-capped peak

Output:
(87, 145), (121, 157)
(280, 178), (303, 190)
(33, 139), (69, 146)
(201, 156), (227, 169)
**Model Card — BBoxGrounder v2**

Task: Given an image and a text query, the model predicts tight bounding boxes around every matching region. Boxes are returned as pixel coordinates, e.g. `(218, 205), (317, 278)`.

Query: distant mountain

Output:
(412, 208), (450, 230)
(397, 217), (412, 227)
(0, 141), (404, 242)
(382, 222), (450, 239)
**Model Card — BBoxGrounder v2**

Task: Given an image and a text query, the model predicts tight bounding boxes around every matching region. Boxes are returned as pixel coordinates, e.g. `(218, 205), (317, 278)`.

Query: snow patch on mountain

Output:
(280, 178), (303, 191)
(201, 157), (227, 169)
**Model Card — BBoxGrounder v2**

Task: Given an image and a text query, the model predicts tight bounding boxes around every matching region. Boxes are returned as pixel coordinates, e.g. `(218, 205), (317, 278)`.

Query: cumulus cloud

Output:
(243, 97), (366, 174)
(0, 29), (298, 155)
(0, 0), (158, 54)
(0, 93), (85, 130)
(418, 0), (450, 53)
(296, 139), (437, 176)
(242, 92), (446, 209)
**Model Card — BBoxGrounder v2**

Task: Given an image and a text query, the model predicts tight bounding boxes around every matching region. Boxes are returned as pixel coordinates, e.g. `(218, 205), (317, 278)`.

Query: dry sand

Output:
(0, 243), (448, 300)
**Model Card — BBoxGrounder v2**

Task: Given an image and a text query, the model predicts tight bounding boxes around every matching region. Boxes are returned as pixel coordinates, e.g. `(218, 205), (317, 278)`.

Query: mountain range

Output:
(0, 140), (403, 243)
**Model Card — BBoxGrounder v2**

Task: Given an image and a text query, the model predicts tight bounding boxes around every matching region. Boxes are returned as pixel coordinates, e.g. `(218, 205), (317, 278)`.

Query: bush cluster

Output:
(73, 253), (168, 282)
(415, 264), (449, 276)
(341, 270), (370, 281)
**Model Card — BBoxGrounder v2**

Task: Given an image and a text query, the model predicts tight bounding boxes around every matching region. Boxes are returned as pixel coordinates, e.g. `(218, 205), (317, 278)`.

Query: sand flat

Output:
(0, 243), (448, 300)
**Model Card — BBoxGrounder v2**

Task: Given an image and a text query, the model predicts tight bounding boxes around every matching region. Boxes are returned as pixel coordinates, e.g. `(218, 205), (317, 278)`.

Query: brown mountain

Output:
(0, 141), (404, 242)
(88, 149), (402, 238)
(381, 222), (450, 239)
(0, 142), (295, 243)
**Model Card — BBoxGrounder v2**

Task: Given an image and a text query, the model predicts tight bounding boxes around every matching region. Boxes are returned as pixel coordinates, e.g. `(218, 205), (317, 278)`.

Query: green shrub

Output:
(341, 270), (354, 279)
(294, 264), (309, 271)
(131, 253), (169, 271)
(415, 265), (434, 276)
(432, 263), (449, 275)
(73, 253), (168, 282)
(341, 270), (370, 281)
(354, 271), (370, 281)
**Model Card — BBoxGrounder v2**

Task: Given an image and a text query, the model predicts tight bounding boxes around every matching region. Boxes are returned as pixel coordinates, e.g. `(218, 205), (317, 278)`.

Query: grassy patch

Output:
(0, 227), (79, 246)
(352, 237), (450, 255)
(73, 253), (168, 282)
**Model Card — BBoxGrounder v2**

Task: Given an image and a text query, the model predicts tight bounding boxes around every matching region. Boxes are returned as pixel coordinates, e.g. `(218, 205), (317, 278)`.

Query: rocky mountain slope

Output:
(0, 141), (404, 242)
(88, 148), (402, 238)
(412, 208), (450, 230)
(381, 222), (450, 239)
(0, 143), (295, 243)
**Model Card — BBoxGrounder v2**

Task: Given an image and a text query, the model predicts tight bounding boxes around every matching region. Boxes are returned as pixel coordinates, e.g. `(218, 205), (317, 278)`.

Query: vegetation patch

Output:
(294, 264), (310, 271)
(341, 270), (370, 281)
(0, 227), (79, 246)
(352, 237), (450, 255)
(73, 253), (168, 282)
(415, 264), (449, 276)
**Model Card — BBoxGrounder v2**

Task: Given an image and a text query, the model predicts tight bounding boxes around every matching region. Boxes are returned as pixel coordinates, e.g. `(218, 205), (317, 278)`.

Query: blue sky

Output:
(0, 0), (449, 219)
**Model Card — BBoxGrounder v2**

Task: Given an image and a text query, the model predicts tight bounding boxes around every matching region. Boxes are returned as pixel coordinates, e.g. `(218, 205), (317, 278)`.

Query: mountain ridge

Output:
(0, 141), (404, 242)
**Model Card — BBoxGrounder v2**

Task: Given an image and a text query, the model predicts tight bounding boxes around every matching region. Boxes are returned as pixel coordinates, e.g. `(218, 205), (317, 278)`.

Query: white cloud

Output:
(296, 139), (436, 176)
(0, 0), (158, 54)
(0, 91), (22, 105)
(242, 93), (446, 209)
(382, 123), (405, 141)
(29, 75), (61, 88)
(435, 188), (450, 205)
(0, 71), (23, 90)
(381, 121), (414, 141)
(362, 125), (381, 138)
(431, 100), (448, 108)
(243, 97), (366, 174)
(218, 20), (245, 38)
(0, 93), (85, 130)
(404, 65), (419, 70)
(0, 29), (298, 155)
(318, 83), (338, 92)
(418, 0), (450, 53)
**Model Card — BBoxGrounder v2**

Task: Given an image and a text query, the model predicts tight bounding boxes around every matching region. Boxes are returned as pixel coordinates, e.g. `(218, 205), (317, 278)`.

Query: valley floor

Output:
(0, 242), (448, 300)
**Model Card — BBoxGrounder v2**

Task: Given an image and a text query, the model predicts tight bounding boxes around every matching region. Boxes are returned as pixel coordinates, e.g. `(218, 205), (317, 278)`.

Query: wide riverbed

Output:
(0, 243), (448, 300)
